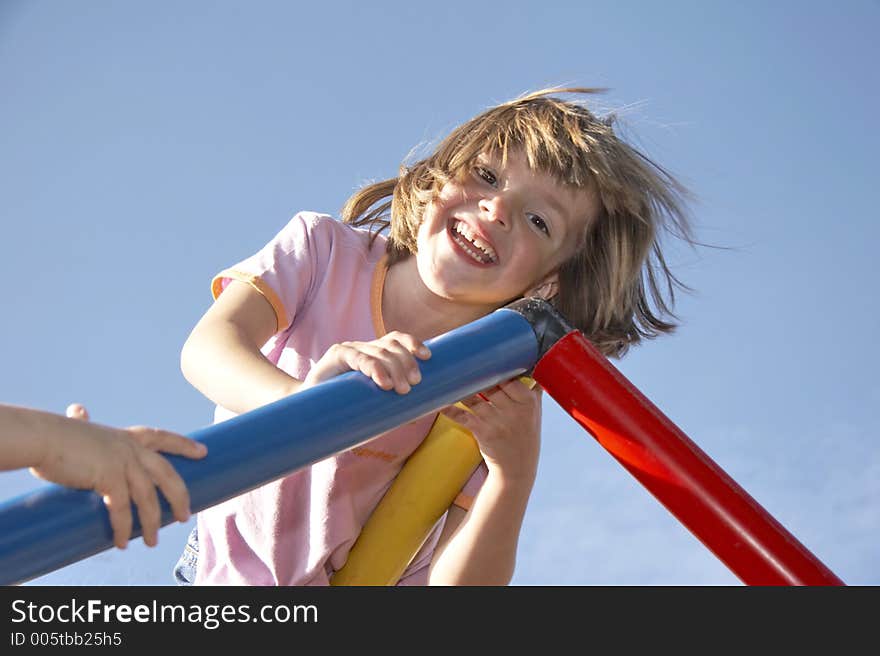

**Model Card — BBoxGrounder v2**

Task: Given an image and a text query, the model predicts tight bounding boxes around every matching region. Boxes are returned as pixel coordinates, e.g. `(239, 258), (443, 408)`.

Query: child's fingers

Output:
(129, 428), (208, 459)
(342, 343), (418, 394)
(100, 479), (132, 550)
(341, 344), (400, 391)
(361, 344), (412, 392)
(66, 403), (90, 421)
(141, 451), (192, 524)
(441, 404), (482, 430)
(486, 378), (540, 407)
(459, 391), (495, 409)
(368, 332), (430, 392)
(440, 404), (464, 422)
(442, 399), (496, 426)
(317, 334), (429, 394)
(379, 338), (423, 387)
(126, 465), (162, 548)
(385, 331), (431, 360)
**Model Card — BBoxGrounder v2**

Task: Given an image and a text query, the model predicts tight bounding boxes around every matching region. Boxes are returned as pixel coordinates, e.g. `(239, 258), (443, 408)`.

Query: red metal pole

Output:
(533, 331), (844, 586)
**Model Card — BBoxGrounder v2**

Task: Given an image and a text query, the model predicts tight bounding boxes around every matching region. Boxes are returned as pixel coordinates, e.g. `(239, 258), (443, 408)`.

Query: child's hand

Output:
(29, 404), (208, 549)
(303, 331), (431, 394)
(441, 379), (542, 483)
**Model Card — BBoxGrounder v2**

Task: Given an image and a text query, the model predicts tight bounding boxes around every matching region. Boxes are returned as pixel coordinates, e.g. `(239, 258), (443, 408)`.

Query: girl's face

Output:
(414, 150), (598, 310)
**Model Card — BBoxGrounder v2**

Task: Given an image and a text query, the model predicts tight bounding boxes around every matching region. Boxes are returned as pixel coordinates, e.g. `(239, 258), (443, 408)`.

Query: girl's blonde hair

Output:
(342, 88), (693, 358)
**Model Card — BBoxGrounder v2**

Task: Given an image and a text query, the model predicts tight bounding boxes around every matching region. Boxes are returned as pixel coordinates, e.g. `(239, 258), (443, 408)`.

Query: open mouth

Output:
(447, 219), (498, 265)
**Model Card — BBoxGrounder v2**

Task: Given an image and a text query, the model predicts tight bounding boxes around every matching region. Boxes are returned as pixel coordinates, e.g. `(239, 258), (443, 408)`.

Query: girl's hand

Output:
(303, 331), (431, 394)
(29, 404), (208, 549)
(441, 378), (542, 484)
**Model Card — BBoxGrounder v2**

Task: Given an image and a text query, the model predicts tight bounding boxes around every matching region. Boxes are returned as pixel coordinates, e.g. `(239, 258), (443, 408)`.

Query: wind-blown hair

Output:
(342, 87), (694, 358)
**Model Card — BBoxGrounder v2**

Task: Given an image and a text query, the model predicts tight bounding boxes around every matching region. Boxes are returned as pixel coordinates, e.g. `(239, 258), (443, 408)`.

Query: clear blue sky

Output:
(1, 0), (877, 585)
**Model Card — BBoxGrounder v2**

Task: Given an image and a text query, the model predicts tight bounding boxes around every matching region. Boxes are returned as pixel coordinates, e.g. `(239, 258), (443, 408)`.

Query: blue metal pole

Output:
(0, 308), (539, 585)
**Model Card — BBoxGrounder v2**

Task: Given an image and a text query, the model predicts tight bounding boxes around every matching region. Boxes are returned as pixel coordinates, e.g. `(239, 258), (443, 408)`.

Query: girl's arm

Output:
(181, 281), (432, 413)
(0, 403), (207, 548)
(428, 380), (542, 585)
(428, 470), (534, 585)
(180, 281), (302, 414)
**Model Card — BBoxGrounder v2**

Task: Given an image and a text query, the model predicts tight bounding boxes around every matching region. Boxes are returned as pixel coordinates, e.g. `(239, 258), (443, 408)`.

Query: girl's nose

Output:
(479, 194), (510, 229)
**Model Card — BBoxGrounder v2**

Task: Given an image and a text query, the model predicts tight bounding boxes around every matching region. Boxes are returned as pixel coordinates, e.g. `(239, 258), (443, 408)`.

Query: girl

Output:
(176, 88), (692, 585)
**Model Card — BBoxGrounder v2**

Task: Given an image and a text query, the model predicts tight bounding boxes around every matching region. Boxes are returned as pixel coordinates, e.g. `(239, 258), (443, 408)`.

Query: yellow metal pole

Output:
(331, 378), (534, 586)
(330, 410), (480, 585)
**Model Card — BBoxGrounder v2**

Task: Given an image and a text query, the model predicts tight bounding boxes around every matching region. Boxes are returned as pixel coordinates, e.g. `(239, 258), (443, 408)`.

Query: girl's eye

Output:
(475, 166), (497, 186)
(529, 214), (550, 236)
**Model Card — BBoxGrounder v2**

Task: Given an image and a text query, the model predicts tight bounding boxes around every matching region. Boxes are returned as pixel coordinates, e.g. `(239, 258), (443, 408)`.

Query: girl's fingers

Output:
(341, 345), (397, 390)
(317, 334), (429, 394)
(382, 338), (423, 386)
(385, 331), (431, 360)
(366, 345), (412, 393)
(459, 391), (495, 409)
(453, 379), (541, 425)
(443, 399), (495, 426)
(486, 378), (539, 407)
(446, 407), (489, 438)
(441, 404), (477, 428)
(342, 343), (420, 394)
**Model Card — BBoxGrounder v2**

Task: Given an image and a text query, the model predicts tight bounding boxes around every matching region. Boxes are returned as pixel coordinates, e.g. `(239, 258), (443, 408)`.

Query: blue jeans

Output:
(173, 525), (199, 585)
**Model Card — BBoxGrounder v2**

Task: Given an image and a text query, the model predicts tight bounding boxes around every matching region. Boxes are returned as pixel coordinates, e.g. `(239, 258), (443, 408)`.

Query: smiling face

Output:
(414, 150), (599, 312)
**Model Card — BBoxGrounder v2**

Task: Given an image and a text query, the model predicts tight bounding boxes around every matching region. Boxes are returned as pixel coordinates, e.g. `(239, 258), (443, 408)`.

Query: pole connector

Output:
(502, 298), (577, 361)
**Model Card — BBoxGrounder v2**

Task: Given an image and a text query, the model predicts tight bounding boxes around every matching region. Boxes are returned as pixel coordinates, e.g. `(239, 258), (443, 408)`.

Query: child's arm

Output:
(0, 403), (207, 549)
(427, 379), (542, 585)
(181, 281), (297, 414)
(181, 281), (431, 413)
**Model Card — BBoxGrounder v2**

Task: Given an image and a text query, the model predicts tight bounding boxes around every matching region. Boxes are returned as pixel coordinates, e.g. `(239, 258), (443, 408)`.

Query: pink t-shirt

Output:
(194, 212), (487, 586)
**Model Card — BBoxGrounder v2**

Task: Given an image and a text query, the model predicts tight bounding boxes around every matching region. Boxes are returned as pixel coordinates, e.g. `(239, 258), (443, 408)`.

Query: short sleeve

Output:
(210, 212), (336, 333)
(452, 460), (487, 511)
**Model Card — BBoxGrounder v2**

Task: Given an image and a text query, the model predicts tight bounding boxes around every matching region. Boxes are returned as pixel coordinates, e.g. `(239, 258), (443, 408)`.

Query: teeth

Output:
(452, 221), (497, 263)
(471, 236), (494, 255)
(456, 221), (476, 240)
(452, 231), (488, 264)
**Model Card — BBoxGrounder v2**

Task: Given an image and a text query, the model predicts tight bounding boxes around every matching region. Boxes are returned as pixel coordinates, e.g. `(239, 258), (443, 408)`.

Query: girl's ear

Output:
(525, 273), (559, 301)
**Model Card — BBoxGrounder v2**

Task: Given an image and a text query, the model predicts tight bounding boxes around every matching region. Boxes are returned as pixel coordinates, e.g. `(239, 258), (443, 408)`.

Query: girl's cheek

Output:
(439, 180), (470, 203)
